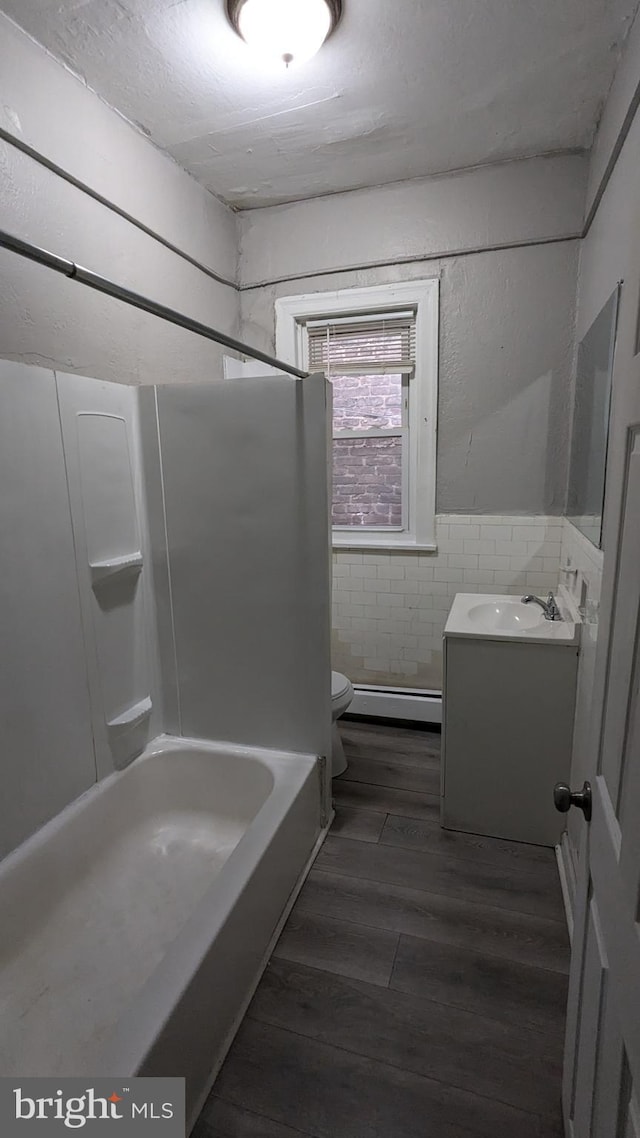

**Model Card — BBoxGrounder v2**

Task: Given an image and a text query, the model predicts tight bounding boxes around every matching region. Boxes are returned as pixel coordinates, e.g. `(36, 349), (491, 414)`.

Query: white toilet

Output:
(331, 671), (354, 777)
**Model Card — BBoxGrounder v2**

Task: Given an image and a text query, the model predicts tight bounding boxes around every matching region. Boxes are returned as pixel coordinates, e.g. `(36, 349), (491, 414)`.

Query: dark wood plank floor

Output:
(194, 720), (570, 1138)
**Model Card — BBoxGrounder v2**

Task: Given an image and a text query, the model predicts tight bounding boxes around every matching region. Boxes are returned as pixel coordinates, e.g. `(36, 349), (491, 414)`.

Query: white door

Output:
(562, 258), (640, 1129)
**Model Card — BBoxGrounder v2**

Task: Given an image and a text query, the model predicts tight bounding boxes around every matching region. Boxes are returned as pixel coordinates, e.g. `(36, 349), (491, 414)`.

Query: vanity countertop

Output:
(444, 590), (581, 646)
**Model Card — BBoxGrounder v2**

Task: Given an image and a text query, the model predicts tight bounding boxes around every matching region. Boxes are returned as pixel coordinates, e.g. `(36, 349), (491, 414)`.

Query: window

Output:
(308, 314), (412, 530)
(276, 280), (439, 551)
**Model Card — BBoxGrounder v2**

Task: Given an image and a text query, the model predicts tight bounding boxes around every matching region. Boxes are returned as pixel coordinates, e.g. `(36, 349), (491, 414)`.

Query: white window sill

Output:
(332, 534), (437, 553)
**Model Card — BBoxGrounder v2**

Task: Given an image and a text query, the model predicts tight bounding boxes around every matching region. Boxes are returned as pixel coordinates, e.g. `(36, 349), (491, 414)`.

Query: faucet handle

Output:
(548, 592), (561, 620)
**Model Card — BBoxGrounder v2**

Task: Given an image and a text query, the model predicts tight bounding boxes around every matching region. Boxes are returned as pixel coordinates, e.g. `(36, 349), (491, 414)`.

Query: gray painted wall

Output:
(239, 178), (582, 514)
(239, 154), (587, 287)
(0, 13), (239, 386)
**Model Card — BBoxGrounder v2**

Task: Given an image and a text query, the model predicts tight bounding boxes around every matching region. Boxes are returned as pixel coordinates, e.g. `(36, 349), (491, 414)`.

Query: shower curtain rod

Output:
(0, 228), (308, 380)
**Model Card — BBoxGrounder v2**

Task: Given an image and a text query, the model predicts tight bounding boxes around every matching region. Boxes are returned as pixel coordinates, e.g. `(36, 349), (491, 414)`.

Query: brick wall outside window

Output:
(332, 374), (402, 430)
(332, 373), (403, 527)
(332, 436), (402, 527)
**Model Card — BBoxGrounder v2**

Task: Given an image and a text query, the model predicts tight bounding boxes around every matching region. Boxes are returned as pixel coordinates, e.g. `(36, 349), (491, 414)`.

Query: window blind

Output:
(307, 312), (416, 376)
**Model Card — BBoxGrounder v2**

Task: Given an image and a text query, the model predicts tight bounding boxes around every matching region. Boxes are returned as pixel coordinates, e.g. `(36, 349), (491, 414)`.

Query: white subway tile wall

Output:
(559, 518), (604, 620)
(331, 514), (564, 690)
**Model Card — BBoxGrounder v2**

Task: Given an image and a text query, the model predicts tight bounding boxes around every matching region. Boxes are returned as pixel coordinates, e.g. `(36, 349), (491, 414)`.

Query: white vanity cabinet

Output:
(442, 593), (580, 847)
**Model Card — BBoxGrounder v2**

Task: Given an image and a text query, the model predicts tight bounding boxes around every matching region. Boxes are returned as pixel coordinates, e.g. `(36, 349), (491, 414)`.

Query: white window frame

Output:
(276, 279), (439, 551)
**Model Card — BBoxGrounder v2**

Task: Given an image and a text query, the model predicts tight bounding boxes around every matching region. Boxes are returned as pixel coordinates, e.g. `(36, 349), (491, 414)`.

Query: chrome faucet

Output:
(522, 591), (561, 621)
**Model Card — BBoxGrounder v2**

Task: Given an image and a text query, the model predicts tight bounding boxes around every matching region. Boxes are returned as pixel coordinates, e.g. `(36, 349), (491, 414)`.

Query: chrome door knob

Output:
(554, 781), (592, 821)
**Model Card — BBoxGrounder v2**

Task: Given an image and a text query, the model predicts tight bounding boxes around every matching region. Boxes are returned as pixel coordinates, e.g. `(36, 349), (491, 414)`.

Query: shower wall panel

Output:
(57, 372), (162, 775)
(146, 374), (332, 763)
(0, 361), (96, 858)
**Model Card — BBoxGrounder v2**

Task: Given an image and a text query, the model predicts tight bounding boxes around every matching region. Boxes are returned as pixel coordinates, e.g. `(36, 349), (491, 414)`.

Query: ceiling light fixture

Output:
(226, 0), (342, 68)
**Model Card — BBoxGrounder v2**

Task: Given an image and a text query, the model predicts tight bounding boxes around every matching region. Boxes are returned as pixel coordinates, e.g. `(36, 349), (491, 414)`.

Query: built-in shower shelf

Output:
(90, 551), (143, 586)
(106, 696), (152, 736)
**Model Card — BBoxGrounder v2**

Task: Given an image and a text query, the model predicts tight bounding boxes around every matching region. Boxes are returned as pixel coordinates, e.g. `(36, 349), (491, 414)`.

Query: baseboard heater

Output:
(348, 684), (443, 725)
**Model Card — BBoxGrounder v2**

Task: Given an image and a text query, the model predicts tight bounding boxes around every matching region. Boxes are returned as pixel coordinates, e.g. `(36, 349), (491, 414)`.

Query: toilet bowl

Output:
(331, 671), (354, 778)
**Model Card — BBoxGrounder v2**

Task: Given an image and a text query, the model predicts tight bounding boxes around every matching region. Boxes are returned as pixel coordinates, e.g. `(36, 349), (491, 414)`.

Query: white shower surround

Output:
(0, 357), (331, 1132)
(0, 736), (322, 1131)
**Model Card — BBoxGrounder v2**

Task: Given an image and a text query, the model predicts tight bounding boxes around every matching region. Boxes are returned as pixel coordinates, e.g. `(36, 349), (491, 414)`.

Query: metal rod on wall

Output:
(0, 229), (309, 380)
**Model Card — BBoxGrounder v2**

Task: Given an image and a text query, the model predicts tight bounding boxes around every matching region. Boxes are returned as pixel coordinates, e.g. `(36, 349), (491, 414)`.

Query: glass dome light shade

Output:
(236, 0), (335, 66)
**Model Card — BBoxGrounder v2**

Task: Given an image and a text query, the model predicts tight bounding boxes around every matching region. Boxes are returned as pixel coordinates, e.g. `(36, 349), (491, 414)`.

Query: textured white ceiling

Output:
(1, 0), (637, 208)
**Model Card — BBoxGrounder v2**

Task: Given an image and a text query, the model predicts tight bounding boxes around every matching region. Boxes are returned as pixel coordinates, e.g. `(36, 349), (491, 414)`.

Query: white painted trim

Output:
(347, 685), (443, 725)
(185, 818), (332, 1135)
(276, 279), (439, 549)
(556, 831), (576, 942)
(356, 683), (443, 696)
(332, 537), (438, 551)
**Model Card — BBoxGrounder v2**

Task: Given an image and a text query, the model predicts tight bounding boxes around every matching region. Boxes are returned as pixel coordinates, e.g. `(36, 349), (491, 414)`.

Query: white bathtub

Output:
(0, 736), (322, 1129)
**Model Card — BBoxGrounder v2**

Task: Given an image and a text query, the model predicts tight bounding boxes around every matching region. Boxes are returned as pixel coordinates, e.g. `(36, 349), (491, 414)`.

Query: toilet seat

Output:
(330, 672), (353, 778)
(331, 671), (352, 703)
(331, 671), (354, 728)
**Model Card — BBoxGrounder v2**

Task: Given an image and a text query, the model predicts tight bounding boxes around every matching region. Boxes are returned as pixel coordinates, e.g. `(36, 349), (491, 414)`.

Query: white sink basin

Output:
(467, 600), (544, 632)
(444, 592), (581, 645)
